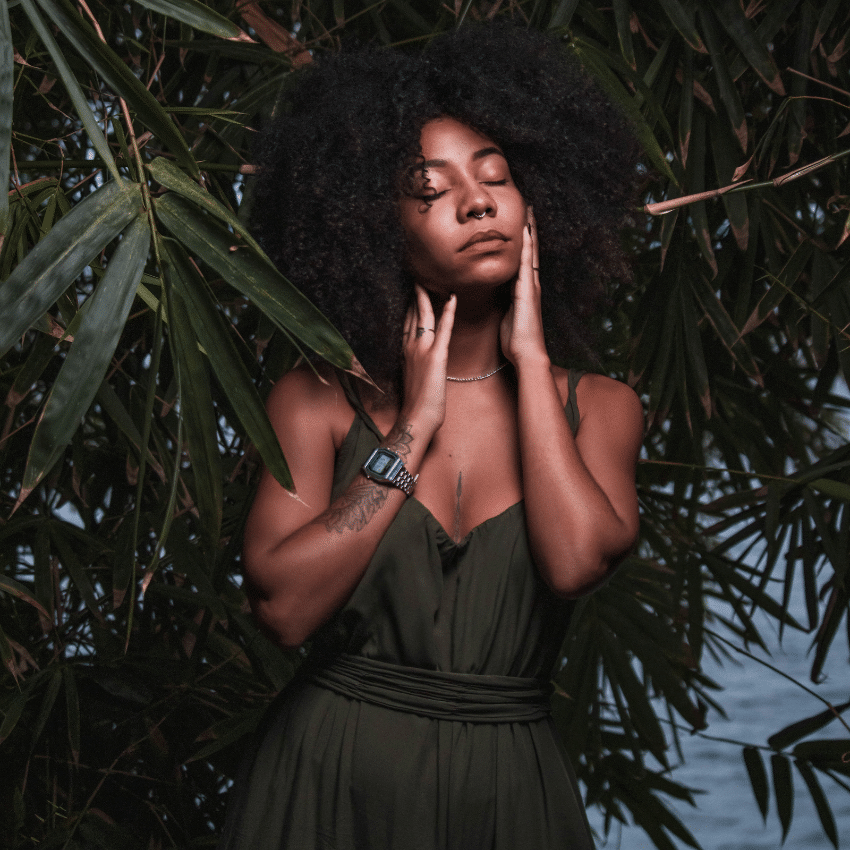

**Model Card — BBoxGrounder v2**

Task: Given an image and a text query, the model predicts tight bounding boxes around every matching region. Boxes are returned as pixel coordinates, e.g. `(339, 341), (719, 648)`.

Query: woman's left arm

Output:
(501, 210), (643, 597)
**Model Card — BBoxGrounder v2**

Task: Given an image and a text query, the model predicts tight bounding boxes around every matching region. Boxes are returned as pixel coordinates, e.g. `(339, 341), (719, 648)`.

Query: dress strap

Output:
(307, 654), (552, 723)
(565, 369), (585, 436)
(335, 371), (385, 442)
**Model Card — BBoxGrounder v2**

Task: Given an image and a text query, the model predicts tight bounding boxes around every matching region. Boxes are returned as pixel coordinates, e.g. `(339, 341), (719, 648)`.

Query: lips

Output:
(459, 230), (509, 251)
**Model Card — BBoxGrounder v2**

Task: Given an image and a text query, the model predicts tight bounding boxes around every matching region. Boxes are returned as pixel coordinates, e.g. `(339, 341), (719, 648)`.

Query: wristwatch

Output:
(361, 448), (418, 496)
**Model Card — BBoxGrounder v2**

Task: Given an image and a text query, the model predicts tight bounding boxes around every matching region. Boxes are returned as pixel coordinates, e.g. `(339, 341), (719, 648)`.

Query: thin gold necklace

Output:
(445, 362), (508, 382)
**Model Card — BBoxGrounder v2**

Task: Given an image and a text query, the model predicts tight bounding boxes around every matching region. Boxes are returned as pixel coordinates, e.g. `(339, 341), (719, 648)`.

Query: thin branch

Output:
(644, 149), (850, 215)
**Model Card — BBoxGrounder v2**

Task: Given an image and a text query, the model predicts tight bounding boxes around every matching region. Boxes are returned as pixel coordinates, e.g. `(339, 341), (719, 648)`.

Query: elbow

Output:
(544, 556), (611, 599)
(250, 593), (314, 650)
(540, 539), (635, 599)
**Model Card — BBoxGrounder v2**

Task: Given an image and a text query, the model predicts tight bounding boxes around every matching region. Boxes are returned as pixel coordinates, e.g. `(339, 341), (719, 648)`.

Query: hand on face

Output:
(400, 284), (457, 436)
(500, 207), (550, 370)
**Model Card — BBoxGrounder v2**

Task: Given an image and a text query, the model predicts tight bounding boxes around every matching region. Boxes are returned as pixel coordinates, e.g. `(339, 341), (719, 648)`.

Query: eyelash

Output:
(427, 179), (508, 200)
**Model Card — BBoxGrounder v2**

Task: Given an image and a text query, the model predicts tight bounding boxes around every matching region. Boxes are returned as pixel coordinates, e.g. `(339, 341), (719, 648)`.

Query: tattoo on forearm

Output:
(321, 422), (413, 534)
(453, 471), (462, 543)
(386, 421), (413, 459)
(323, 482), (389, 533)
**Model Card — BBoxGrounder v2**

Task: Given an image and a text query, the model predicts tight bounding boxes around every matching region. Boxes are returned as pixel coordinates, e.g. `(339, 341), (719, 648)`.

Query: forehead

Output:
(418, 117), (504, 165)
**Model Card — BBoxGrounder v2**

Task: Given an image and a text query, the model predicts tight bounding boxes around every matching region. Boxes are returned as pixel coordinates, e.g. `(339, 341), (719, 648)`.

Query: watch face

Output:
(364, 448), (401, 481)
(370, 451), (395, 475)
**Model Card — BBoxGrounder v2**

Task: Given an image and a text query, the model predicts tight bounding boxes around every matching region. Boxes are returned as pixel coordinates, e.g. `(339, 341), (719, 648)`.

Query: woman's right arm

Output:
(243, 287), (455, 648)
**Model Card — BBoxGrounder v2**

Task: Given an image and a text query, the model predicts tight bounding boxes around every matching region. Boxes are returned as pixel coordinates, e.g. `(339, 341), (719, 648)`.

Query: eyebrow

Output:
(421, 146), (505, 169)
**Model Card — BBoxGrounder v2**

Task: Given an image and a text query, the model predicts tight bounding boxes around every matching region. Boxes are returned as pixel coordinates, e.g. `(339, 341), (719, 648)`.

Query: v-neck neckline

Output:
(409, 496), (524, 547)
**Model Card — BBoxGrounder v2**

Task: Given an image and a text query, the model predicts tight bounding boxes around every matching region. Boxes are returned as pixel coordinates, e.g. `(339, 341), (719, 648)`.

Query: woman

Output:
(221, 23), (643, 850)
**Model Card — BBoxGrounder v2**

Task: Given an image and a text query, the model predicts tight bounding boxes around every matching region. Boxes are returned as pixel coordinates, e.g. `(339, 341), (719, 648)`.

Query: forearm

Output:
(516, 361), (637, 596)
(246, 419), (429, 647)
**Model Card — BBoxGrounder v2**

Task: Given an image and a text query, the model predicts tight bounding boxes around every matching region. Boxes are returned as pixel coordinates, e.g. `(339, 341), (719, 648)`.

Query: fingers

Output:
(403, 303), (415, 340)
(517, 207), (534, 286)
(528, 206), (539, 274)
(405, 285), (452, 353)
(414, 283), (435, 332)
(434, 293), (456, 350)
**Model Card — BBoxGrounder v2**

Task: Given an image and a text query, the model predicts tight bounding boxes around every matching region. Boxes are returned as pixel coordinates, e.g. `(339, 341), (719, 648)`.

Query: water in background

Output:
(588, 599), (850, 849)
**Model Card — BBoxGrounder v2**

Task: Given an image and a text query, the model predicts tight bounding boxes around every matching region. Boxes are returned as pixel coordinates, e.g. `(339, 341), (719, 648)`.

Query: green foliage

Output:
(1, 1), (849, 848)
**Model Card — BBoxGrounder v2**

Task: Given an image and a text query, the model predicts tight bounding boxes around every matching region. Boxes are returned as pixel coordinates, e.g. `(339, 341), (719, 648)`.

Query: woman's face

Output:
(399, 117), (527, 296)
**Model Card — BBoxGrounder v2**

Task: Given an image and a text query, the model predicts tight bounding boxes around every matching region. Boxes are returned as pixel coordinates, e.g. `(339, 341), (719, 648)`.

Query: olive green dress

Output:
(219, 371), (595, 850)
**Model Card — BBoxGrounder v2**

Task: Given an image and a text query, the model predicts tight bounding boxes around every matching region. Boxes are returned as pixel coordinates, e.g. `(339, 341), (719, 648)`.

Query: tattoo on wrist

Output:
(386, 421), (413, 459)
(323, 482), (388, 533)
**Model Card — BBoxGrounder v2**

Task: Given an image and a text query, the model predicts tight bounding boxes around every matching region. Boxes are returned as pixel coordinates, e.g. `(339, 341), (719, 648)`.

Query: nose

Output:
(459, 180), (495, 222)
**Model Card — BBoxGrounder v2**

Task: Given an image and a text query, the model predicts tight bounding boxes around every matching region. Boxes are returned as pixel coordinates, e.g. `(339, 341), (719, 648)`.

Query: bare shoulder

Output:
(552, 367), (643, 441)
(265, 362), (355, 449)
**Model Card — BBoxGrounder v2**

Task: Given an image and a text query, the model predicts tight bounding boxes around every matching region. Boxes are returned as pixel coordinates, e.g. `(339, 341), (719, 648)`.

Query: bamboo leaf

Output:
(707, 552), (802, 628)
(153, 193), (359, 374)
(0, 180), (141, 358)
(569, 39), (677, 184)
(792, 738), (850, 771)
(686, 557), (704, 663)
(0, 575), (51, 620)
(699, 6), (748, 151)
(0, 623), (13, 676)
(810, 584), (849, 685)
(613, 758), (701, 849)
(146, 158), (265, 259)
(769, 700), (850, 751)
(602, 630), (668, 760)
(656, 0), (704, 52)
(685, 108), (717, 275)
(743, 745), (770, 820)
(808, 478), (850, 501)
(708, 118), (749, 250)
(795, 760), (839, 849)
(62, 666), (81, 764)
(34, 0), (198, 176)
(0, 0), (13, 235)
(741, 242), (813, 336)
(813, 0), (845, 52)
(189, 707), (265, 762)
(771, 753), (794, 840)
(48, 522), (102, 621)
(167, 286), (223, 547)
(95, 382), (166, 480)
(133, 0), (241, 39)
(20, 216), (150, 497)
(30, 668), (62, 748)
(599, 601), (701, 728)
(713, 0), (785, 95)
(158, 236), (293, 491)
(548, 0), (580, 30)
(677, 45), (694, 167)
(679, 283), (711, 416)
(690, 275), (763, 383)
(612, 0), (635, 70)
(0, 689), (30, 743)
(20, 0), (121, 182)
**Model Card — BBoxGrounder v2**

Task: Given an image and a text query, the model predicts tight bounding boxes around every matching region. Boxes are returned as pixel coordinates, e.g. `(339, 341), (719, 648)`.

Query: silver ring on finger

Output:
(416, 327), (436, 338)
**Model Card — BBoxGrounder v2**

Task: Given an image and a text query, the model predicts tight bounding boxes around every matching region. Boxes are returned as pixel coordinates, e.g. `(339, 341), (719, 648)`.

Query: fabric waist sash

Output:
(306, 653), (552, 723)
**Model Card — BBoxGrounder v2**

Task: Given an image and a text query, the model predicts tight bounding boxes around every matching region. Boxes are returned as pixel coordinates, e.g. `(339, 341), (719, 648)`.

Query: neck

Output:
(432, 287), (505, 379)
